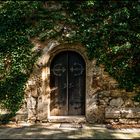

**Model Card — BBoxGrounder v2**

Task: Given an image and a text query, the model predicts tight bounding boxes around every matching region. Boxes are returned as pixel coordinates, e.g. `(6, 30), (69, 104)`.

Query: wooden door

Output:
(50, 51), (85, 116)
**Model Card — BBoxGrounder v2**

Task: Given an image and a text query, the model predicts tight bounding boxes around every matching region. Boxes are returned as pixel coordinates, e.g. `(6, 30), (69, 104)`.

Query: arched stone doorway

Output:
(26, 42), (102, 123)
(14, 41), (140, 124)
(50, 51), (86, 116)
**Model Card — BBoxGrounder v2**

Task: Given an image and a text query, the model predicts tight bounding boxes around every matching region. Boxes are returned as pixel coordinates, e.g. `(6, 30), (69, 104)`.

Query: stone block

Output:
(102, 81), (109, 90)
(93, 66), (102, 75)
(110, 90), (122, 97)
(119, 119), (138, 124)
(109, 83), (119, 90)
(37, 102), (48, 120)
(37, 95), (48, 120)
(102, 71), (109, 76)
(121, 108), (140, 118)
(92, 76), (102, 89)
(99, 100), (106, 105)
(98, 91), (111, 97)
(15, 114), (28, 122)
(105, 119), (119, 124)
(109, 98), (124, 107)
(138, 119), (140, 123)
(134, 102), (140, 106)
(86, 103), (101, 123)
(27, 97), (36, 109)
(105, 108), (121, 119)
(127, 92), (137, 98)
(0, 108), (8, 115)
(31, 88), (38, 98)
(28, 109), (36, 121)
(123, 99), (134, 107)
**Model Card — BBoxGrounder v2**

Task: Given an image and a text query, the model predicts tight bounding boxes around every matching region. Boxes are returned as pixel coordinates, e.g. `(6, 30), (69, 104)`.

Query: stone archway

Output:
(24, 41), (106, 123)
(13, 40), (140, 124)
(47, 44), (87, 122)
(16, 41), (140, 123)
(34, 42), (100, 123)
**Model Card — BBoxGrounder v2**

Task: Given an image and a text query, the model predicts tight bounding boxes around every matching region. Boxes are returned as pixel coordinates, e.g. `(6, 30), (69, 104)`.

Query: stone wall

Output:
(1, 1), (140, 125)
(7, 38), (138, 124)
(94, 65), (140, 124)
(0, 39), (140, 124)
(87, 65), (140, 124)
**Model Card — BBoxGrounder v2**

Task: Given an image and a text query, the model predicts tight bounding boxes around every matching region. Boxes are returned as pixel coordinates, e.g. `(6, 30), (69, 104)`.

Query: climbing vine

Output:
(0, 0), (140, 114)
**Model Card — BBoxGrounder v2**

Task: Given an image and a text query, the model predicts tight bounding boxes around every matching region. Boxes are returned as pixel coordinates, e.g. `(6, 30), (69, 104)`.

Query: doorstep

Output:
(47, 116), (86, 123)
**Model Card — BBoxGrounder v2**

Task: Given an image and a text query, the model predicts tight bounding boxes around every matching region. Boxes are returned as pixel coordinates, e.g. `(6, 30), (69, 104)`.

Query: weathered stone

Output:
(90, 88), (102, 96)
(1, 38), (138, 124)
(105, 108), (121, 119)
(99, 100), (106, 105)
(102, 71), (110, 78)
(31, 88), (38, 98)
(92, 75), (102, 89)
(110, 98), (124, 107)
(93, 66), (102, 75)
(98, 91), (111, 97)
(15, 114), (28, 122)
(105, 119), (119, 124)
(138, 119), (140, 123)
(16, 103), (27, 115)
(0, 108), (8, 115)
(127, 92), (137, 98)
(109, 83), (119, 90)
(27, 97), (36, 109)
(48, 116), (86, 123)
(119, 119), (138, 124)
(27, 109), (36, 121)
(110, 90), (122, 97)
(124, 99), (134, 107)
(86, 102), (99, 123)
(121, 108), (140, 118)
(105, 98), (109, 103)
(96, 106), (105, 123)
(134, 102), (140, 106)
(37, 96), (48, 120)
(102, 82), (109, 90)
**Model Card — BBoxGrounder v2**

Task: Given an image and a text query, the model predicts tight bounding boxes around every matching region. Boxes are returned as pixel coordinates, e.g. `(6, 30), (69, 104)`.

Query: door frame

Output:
(50, 51), (86, 116)
(47, 46), (87, 119)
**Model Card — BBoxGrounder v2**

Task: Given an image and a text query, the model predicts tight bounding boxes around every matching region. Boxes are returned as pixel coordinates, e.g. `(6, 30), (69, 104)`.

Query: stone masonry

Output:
(0, 38), (137, 125)
(0, 1), (140, 124)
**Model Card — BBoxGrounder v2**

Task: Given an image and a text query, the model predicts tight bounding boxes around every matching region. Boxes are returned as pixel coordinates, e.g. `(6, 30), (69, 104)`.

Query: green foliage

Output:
(60, 0), (140, 99)
(0, 0), (140, 116)
(0, 1), (42, 113)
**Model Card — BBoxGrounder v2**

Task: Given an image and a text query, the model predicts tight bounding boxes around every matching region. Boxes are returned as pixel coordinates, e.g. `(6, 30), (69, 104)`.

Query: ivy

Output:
(0, 0), (140, 116)
(0, 1), (42, 114)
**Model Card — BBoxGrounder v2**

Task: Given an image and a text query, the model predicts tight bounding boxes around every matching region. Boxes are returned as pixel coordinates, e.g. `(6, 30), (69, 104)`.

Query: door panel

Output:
(50, 51), (85, 116)
(50, 52), (67, 116)
(68, 52), (85, 115)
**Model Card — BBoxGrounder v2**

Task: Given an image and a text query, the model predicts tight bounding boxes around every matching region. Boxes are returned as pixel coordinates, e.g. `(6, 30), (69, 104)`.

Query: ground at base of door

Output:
(0, 123), (140, 139)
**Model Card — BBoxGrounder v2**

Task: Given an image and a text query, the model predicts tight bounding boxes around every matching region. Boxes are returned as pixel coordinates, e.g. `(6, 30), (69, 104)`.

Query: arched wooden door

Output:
(50, 51), (85, 116)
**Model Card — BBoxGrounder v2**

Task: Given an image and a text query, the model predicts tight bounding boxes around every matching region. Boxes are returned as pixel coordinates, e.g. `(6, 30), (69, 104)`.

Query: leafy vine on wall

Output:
(0, 1), (140, 114)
